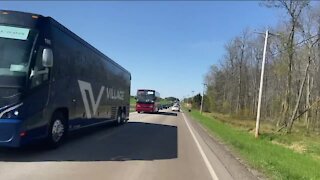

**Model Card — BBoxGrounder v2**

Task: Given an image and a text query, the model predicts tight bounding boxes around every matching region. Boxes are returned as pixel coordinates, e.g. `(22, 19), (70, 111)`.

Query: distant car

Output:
(171, 105), (180, 112)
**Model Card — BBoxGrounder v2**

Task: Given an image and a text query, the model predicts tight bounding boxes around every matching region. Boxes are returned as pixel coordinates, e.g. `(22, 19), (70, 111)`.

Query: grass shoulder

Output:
(130, 97), (136, 112)
(186, 109), (320, 180)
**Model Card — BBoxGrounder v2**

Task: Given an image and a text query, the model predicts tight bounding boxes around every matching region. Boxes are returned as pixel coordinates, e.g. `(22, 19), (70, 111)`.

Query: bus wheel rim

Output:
(52, 119), (64, 142)
(117, 116), (121, 123)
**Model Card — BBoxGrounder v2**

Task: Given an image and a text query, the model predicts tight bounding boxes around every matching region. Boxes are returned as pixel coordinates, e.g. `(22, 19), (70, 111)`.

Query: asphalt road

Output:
(0, 110), (258, 180)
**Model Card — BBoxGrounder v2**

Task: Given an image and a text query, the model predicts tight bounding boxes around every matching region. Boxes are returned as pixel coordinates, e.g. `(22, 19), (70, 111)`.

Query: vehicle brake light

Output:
(20, 132), (27, 137)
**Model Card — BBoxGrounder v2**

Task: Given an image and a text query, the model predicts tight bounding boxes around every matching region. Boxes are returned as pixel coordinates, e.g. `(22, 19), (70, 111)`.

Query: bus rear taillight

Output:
(20, 132), (27, 137)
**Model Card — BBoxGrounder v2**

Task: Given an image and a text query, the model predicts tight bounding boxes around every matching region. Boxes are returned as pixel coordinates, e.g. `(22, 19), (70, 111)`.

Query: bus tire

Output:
(116, 109), (123, 125)
(47, 112), (67, 148)
(121, 110), (127, 124)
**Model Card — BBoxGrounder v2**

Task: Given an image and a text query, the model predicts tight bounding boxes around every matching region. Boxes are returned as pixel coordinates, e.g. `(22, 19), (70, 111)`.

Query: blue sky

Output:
(2, 1), (280, 99)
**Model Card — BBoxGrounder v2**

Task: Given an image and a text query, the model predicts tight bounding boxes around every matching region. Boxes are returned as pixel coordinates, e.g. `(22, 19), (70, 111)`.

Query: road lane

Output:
(0, 110), (257, 180)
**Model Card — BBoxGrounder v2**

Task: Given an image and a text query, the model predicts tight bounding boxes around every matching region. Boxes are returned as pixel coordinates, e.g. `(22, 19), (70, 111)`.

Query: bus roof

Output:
(137, 89), (160, 98)
(0, 10), (131, 77)
(137, 89), (155, 92)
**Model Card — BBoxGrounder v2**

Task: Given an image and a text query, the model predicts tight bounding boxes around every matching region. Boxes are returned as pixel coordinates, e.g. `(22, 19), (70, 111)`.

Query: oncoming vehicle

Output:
(135, 89), (160, 113)
(171, 104), (180, 112)
(0, 10), (131, 147)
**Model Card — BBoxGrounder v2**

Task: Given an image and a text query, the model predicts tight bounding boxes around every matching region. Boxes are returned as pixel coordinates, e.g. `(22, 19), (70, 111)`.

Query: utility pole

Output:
(255, 30), (269, 138)
(187, 94), (190, 106)
(186, 94), (191, 112)
(200, 83), (207, 114)
(191, 91), (194, 108)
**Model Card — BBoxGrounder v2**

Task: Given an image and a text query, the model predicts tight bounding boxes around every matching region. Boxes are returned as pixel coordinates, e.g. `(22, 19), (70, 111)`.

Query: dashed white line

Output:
(182, 112), (219, 180)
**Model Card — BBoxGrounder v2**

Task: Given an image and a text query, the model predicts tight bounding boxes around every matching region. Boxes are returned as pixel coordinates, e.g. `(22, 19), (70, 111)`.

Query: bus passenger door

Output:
(25, 46), (52, 133)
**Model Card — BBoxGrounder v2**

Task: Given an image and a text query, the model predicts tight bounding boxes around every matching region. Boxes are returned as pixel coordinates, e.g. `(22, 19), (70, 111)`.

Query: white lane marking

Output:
(182, 113), (219, 180)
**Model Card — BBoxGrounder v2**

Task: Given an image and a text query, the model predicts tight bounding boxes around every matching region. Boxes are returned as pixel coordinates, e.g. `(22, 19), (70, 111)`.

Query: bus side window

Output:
(30, 46), (49, 88)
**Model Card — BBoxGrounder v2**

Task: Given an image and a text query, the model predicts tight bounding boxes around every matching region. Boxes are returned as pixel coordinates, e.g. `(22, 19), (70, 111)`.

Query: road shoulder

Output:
(182, 111), (262, 180)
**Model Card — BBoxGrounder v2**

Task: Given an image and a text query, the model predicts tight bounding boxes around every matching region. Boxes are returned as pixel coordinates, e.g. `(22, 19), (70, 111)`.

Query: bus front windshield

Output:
(137, 90), (156, 103)
(0, 25), (37, 87)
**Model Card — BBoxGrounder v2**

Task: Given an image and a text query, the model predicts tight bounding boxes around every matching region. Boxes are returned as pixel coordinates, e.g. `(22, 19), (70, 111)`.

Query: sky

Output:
(1, 1), (281, 99)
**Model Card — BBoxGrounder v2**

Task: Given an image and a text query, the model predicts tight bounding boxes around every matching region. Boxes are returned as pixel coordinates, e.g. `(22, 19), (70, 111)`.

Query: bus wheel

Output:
(47, 112), (67, 148)
(116, 110), (122, 125)
(121, 111), (127, 124)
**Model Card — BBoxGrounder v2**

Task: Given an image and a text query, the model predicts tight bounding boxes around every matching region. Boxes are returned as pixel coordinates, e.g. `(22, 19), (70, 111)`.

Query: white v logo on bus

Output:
(78, 80), (105, 118)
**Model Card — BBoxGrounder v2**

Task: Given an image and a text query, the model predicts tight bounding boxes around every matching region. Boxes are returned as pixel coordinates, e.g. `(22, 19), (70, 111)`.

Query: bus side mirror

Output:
(42, 48), (53, 68)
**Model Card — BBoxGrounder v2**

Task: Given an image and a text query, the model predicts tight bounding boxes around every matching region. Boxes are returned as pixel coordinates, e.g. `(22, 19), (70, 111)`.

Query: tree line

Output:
(203, 0), (320, 133)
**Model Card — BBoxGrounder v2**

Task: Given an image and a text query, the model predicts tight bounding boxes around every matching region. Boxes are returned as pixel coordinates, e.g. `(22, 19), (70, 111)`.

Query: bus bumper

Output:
(0, 119), (22, 147)
(136, 107), (154, 112)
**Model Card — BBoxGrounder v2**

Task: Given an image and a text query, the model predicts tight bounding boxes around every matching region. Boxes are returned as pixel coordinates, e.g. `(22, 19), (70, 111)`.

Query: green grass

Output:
(130, 97), (136, 112)
(188, 110), (320, 180)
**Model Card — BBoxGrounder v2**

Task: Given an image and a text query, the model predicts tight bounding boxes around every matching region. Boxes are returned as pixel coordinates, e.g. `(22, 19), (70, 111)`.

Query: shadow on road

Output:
(0, 122), (177, 162)
(143, 111), (178, 116)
